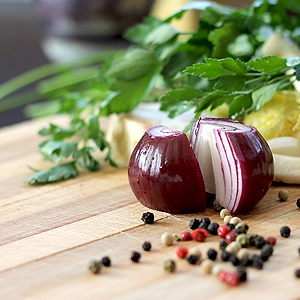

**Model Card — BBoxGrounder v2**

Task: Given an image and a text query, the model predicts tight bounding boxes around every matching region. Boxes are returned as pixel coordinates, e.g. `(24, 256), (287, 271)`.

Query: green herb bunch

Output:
(1, 0), (300, 184)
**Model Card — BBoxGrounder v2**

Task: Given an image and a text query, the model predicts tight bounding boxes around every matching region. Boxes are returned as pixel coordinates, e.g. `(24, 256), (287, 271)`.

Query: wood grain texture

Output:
(1, 118), (300, 300)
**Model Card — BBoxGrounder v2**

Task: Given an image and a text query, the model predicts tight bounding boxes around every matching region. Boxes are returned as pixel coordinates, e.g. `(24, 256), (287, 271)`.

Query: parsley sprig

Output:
(1, 0), (300, 184)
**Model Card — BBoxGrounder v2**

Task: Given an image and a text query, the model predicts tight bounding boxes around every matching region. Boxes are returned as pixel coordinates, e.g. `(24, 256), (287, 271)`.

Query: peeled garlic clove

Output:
(268, 137), (300, 157)
(273, 154), (300, 184)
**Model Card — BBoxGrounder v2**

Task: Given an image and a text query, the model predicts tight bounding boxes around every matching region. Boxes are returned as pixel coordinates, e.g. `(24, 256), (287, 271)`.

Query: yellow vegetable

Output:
(243, 91), (300, 140)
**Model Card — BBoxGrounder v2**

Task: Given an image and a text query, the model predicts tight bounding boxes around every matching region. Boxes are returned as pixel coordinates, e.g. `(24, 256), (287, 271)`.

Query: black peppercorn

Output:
(249, 234), (258, 246)
(189, 218), (200, 229)
(260, 244), (273, 261)
(101, 256), (111, 267)
(295, 269), (300, 278)
(220, 240), (228, 251)
(131, 251), (141, 263)
(229, 255), (240, 266)
(221, 251), (231, 262)
(201, 217), (211, 226)
(208, 222), (219, 235)
(280, 226), (291, 238)
(298, 246), (300, 257)
(252, 255), (264, 270)
(237, 267), (247, 282)
(254, 236), (266, 249)
(207, 248), (218, 261)
(226, 223), (235, 231)
(232, 227), (245, 235)
(142, 241), (152, 251)
(187, 254), (199, 265)
(240, 256), (252, 267)
(296, 198), (300, 209)
(141, 212), (154, 224)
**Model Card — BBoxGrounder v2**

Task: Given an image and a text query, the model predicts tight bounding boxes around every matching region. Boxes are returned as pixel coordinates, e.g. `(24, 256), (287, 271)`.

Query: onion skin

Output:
(190, 118), (274, 214)
(128, 126), (206, 214)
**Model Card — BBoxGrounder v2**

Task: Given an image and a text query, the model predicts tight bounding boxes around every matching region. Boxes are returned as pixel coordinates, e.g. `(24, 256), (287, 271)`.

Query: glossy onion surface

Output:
(128, 126), (206, 213)
(190, 118), (274, 214)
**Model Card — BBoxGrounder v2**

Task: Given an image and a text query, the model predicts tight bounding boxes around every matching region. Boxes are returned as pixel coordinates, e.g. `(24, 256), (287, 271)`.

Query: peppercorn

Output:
(280, 226), (291, 238)
(161, 232), (174, 246)
(180, 231), (193, 241)
(252, 255), (264, 270)
(200, 217), (211, 227)
(298, 246), (300, 257)
(229, 255), (240, 266)
(213, 200), (223, 212)
(226, 241), (242, 255)
(237, 267), (247, 282)
(187, 254), (199, 265)
(236, 233), (249, 248)
(295, 269), (300, 278)
(249, 234), (258, 246)
(296, 198), (300, 209)
(141, 212), (154, 224)
(226, 223), (235, 231)
(220, 209), (231, 219)
(278, 189), (289, 201)
(219, 270), (240, 287)
(225, 231), (238, 244)
(254, 236), (266, 249)
(208, 222), (219, 235)
(217, 225), (231, 238)
(131, 251), (141, 263)
(176, 246), (189, 259)
(240, 256), (253, 267)
(266, 236), (277, 246)
(221, 251), (231, 262)
(88, 260), (101, 274)
(189, 246), (202, 258)
(207, 248), (218, 261)
(229, 217), (242, 226)
(224, 215), (232, 224)
(235, 222), (249, 234)
(201, 259), (214, 274)
(232, 227), (245, 235)
(189, 218), (200, 230)
(101, 256), (111, 267)
(237, 248), (250, 260)
(172, 233), (181, 241)
(191, 228), (208, 242)
(212, 265), (224, 276)
(260, 244), (273, 261)
(164, 259), (176, 273)
(142, 241), (152, 251)
(220, 240), (228, 251)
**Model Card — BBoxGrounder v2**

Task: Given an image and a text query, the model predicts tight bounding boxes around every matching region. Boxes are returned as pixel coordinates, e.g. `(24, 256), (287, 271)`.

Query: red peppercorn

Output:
(180, 231), (193, 241)
(225, 231), (238, 244)
(219, 270), (240, 287)
(191, 228), (208, 242)
(175, 246), (189, 259)
(266, 236), (277, 246)
(217, 225), (231, 238)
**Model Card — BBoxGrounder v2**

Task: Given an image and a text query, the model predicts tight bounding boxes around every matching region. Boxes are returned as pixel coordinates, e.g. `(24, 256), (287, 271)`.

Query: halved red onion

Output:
(190, 118), (274, 214)
(128, 126), (206, 214)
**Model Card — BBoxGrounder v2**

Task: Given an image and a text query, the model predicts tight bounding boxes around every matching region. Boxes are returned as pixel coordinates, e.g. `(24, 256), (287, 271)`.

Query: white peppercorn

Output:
(220, 209), (231, 219)
(237, 248), (250, 260)
(224, 215), (232, 224)
(278, 189), (289, 201)
(201, 259), (214, 274)
(161, 232), (174, 246)
(229, 217), (242, 226)
(226, 241), (242, 255)
(212, 264), (224, 276)
(189, 246), (202, 259)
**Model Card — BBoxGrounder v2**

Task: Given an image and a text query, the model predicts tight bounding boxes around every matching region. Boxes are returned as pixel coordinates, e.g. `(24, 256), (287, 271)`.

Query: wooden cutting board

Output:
(1, 117), (300, 300)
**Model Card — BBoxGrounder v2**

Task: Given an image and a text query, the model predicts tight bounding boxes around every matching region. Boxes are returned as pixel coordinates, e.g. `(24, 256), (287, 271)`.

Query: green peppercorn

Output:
(142, 241), (152, 251)
(164, 259), (176, 273)
(101, 256), (111, 267)
(88, 260), (101, 274)
(236, 234), (249, 247)
(131, 251), (141, 263)
(213, 200), (223, 212)
(280, 226), (291, 238)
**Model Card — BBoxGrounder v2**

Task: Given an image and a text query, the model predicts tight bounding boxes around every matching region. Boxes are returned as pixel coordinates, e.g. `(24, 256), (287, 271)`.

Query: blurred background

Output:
(0, 0), (253, 128)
